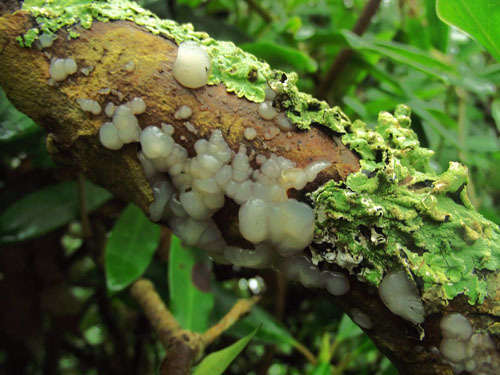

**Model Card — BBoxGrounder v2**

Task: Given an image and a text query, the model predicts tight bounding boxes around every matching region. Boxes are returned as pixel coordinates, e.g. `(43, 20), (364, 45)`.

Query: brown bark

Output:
(1, 9), (498, 375)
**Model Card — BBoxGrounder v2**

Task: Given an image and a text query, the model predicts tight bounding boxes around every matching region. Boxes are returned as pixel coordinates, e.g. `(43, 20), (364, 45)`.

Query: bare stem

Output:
(130, 278), (182, 349)
(202, 296), (260, 346)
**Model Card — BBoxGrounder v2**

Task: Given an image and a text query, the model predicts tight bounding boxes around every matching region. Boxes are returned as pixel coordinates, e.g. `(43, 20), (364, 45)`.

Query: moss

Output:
(311, 105), (500, 306)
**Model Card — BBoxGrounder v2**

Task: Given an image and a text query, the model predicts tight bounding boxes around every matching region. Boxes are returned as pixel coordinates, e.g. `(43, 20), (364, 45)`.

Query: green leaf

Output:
(425, 0), (449, 52)
(0, 88), (39, 143)
(192, 328), (258, 375)
(343, 30), (495, 94)
(105, 204), (160, 292)
(336, 314), (363, 342)
(241, 40), (318, 73)
(311, 333), (332, 375)
(436, 0), (500, 63)
(0, 180), (111, 244)
(491, 99), (500, 133)
(212, 283), (295, 347)
(168, 236), (214, 332)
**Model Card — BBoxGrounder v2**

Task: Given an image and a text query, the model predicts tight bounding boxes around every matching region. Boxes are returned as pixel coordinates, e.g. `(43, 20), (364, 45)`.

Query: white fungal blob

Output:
(99, 122), (123, 150)
(174, 105), (193, 120)
(269, 200), (315, 257)
(437, 313), (500, 374)
(49, 58), (78, 81)
(105, 102), (115, 117)
(63, 58), (78, 75)
(322, 271), (350, 296)
(276, 113), (294, 131)
(239, 199), (270, 243)
(126, 97), (146, 115)
(140, 126), (174, 159)
(76, 98), (102, 115)
(278, 256), (323, 288)
(440, 339), (467, 364)
(124, 60), (135, 72)
(351, 308), (373, 329)
(258, 101), (277, 120)
(38, 33), (56, 48)
(378, 270), (425, 325)
(224, 244), (274, 269)
(440, 313), (472, 341)
(81, 66), (94, 76)
(113, 105), (141, 143)
(149, 179), (175, 221)
(265, 85), (276, 101)
(244, 127), (257, 140)
(173, 41), (211, 89)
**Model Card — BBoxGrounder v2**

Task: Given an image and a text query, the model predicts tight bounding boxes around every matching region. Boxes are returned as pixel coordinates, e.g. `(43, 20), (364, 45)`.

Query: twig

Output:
(317, 0), (382, 100)
(130, 278), (182, 349)
(77, 173), (92, 238)
(202, 295), (261, 346)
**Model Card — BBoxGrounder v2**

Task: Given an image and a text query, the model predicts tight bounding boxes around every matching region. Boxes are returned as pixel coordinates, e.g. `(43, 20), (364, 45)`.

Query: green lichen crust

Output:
(312, 105), (500, 306)
(18, 0), (351, 133)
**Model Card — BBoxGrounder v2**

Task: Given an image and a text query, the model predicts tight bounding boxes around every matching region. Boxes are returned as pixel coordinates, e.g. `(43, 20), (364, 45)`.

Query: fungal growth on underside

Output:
(438, 313), (500, 374)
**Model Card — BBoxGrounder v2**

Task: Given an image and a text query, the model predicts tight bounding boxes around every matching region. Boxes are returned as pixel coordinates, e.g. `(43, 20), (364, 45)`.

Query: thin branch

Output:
(202, 295), (260, 346)
(317, 0), (382, 100)
(130, 278), (182, 349)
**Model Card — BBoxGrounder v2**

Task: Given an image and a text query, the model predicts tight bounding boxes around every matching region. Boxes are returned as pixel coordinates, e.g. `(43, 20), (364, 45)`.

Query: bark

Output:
(1, 6), (499, 375)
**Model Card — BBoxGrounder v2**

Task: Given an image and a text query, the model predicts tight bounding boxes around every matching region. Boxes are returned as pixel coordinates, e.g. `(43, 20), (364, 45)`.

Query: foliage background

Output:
(0, 0), (498, 374)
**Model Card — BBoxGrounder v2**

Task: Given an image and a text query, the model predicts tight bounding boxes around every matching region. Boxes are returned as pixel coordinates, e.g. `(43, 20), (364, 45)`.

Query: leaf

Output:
(212, 283), (295, 347)
(105, 204), (160, 292)
(192, 328), (258, 375)
(0, 180), (111, 244)
(336, 314), (363, 342)
(491, 99), (500, 133)
(0, 87), (39, 143)
(343, 30), (495, 95)
(311, 333), (332, 375)
(241, 40), (318, 73)
(425, 0), (449, 52)
(436, 0), (500, 63)
(168, 236), (214, 333)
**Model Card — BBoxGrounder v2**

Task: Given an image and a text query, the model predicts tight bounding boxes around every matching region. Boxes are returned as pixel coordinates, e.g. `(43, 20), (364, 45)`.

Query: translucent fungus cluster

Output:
(98, 97), (146, 150)
(439, 313), (500, 374)
(378, 270), (425, 325)
(94, 92), (349, 296)
(76, 98), (102, 115)
(172, 41), (211, 89)
(351, 308), (373, 329)
(49, 57), (77, 82)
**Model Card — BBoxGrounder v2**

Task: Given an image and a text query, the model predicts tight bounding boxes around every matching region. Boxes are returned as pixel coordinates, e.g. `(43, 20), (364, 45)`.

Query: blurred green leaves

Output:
(0, 180), (111, 244)
(437, 0), (500, 63)
(105, 204), (160, 292)
(169, 236), (214, 333)
(241, 41), (317, 73)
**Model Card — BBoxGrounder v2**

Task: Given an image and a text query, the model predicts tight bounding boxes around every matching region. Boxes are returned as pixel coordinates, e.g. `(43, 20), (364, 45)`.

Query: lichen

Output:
(311, 105), (500, 306)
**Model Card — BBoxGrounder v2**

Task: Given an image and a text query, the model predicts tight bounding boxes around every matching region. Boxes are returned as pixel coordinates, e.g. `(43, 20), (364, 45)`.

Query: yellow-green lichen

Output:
(311, 105), (500, 306)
